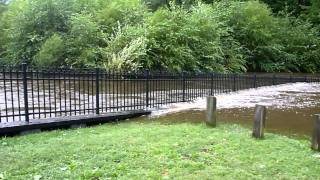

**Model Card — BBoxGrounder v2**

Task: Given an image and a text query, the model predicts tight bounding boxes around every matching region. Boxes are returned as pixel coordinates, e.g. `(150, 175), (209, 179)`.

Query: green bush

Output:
(275, 17), (320, 72)
(145, 3), (245, 72)
(2, 0), (78, 64)
(96, 0), (148, 33)
(103, 36), (147, 71)
(306, 0), (320, 26)
(0, 1), (6, 15)
(65, 13), (106, 68)
(261, 0), (304, 15)
(0, 0), (319, 73)
(0, 1), (7, 60)
(34, 34), (64, 67)
(101, 25), (148, 71)
(228, 1), (277, 72)
(229, 0), (320, 72)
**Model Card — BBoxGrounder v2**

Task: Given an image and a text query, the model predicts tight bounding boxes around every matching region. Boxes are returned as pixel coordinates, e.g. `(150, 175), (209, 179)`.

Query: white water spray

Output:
(151, 83), (320, 117)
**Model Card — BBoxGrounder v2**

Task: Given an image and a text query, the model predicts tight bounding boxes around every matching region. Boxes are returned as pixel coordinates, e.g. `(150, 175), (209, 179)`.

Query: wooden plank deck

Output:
(0, 110), (151, 136)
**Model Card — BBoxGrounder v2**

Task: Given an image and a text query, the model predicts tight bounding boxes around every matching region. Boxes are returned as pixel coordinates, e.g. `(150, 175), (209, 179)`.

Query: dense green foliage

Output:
(0, 0), (7, 58)
(230, 1), (320, 72)
(307, 0), (320, 26)
(0, 0), (319, 72)
(0, 122), (320, 179)
(144, 4), (245, 72)
(261, 0), (308, 15)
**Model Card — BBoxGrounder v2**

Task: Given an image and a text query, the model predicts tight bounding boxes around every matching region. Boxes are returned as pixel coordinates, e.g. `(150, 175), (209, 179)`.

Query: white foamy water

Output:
(151, 82), (320, 117)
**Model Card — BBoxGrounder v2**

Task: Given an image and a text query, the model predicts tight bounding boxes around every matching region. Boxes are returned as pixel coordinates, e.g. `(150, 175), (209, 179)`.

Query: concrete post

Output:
(311, 114), (320, 151)
(252, 105), (267, 139)
(206, 96), (217, 127)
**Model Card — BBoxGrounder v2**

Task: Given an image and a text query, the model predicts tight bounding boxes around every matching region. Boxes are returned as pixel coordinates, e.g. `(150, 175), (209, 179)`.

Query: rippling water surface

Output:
(141, 83), (320, 137)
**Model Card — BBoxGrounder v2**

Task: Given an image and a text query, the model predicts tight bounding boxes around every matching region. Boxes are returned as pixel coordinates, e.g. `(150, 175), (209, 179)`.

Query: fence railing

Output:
(0, 64), (319, 123)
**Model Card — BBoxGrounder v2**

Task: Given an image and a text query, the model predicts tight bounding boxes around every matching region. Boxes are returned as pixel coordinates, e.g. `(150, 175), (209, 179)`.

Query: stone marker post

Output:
(206, 96), (217, 127)
(311, 114), (320, 151)
(252, 105), (267, 139)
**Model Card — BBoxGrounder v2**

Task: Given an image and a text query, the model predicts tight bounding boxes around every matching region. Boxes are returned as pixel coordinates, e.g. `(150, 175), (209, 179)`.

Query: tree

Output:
(1, 0), (103, 65)
(34, 34), (64, 67)
(306, 0), (320, 26)
(229, 1), (320, 72)
(260, 0), (308, 15)
(0, 0), (7, 14)
(0, 0), (8, 60)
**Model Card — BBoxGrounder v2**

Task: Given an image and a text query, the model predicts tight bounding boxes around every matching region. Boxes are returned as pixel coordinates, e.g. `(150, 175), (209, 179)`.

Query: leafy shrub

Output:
(145, 3), (245, 72)
(260, 0), (303, 15)
(0, 0), (319, 73)
(65, 13), (106, 68)
(2, 0), (78, 64)
(228, 1), (277, 72)
(0, 1), (6, 15)
(306, 0), (320, 26)
(96, 0), (148, 33)
(103, 37), (147, 71)
(274, 17), (320, 72)
(101, 25), (148, 71)
(229, 0), (320, 72)
(0, 1), (7, 60)
(34, 34), (64, 67)
(144, 0), (169, 10)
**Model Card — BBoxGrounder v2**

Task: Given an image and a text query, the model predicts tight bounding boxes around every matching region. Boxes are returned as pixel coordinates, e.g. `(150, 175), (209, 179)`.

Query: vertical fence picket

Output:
(31, 69), (35, 119)
(54, 71), (57, 117)
(17, 68), (21, 121)
(22, 63), (29, 122)
(146, 71), (150, 108)
(95, 68), (100, 115)
(9, 69), (14, 121)
(182, 72), (186, 102)
(210, 73), (214, 96)
(3, 67), (8, 122)
(48, 71), (52, 117)
(73, 71), (76, 115)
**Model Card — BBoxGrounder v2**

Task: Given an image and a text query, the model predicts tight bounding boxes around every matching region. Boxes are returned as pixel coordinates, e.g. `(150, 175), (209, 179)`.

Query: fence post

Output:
(22, 62), (29, 122)
(311, 114), (320, 151)
(146, 70), (150, 108)
(233, 74), (236, 91)
(182, 72), (186, 102)
(253, 74), (257, 88)
(252, 105), (267, 139)
(206, 96), (217, 127)
(95, 68), (100, 115)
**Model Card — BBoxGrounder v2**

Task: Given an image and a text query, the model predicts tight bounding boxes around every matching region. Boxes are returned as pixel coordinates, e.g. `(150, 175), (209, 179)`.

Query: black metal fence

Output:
(0, 64), (319, 122)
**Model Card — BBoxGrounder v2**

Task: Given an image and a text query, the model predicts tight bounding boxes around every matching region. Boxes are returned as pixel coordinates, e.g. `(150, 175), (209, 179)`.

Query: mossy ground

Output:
(0, 121), (319, 179)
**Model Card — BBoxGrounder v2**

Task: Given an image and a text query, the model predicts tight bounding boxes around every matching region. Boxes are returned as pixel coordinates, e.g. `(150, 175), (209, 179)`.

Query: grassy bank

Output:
(0, 121), (319, 179)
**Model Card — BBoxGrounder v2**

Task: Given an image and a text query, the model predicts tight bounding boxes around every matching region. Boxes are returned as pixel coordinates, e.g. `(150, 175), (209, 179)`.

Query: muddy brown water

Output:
(134, 107), (320, 139)
(134, 83), (320, 139)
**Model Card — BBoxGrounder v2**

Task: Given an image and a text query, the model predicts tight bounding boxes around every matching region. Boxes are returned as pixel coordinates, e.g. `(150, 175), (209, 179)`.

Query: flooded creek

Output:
(138, 82), (320, 138)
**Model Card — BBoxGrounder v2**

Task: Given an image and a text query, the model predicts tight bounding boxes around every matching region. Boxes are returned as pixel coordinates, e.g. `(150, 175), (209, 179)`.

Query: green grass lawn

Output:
(0, 121), (319, 179)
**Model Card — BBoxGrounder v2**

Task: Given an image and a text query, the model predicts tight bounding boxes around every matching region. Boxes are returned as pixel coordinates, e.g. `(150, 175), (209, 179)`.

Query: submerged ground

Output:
(0, 121), (319, 179)
(150, 83), (320, 137)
